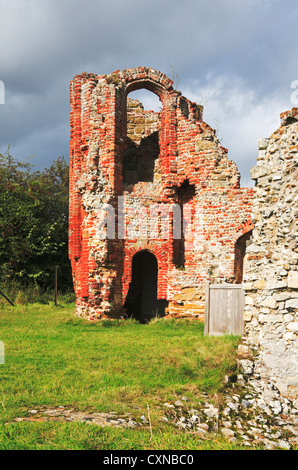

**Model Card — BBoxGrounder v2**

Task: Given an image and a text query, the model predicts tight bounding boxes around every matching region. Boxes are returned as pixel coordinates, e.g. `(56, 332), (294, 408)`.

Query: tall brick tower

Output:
(69, 67), (253, 321)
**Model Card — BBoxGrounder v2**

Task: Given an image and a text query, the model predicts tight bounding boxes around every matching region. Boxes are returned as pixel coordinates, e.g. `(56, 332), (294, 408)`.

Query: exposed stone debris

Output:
(14, 408), (140, 429)
(13, 350), (298, 449)
(161, 386), (298, 449)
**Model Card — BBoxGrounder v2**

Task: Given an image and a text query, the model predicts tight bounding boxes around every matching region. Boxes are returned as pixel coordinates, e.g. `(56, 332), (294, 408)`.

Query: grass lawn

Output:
(0, 301), (247, 450)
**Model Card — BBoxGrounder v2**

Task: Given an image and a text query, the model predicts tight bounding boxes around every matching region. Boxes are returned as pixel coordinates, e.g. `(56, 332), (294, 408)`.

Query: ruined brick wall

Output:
(69, 67), (253, 321)
(243, 108), (298, 398)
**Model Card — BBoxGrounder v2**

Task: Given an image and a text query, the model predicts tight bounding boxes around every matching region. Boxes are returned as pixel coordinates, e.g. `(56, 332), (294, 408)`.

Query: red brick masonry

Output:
(69, 67), (253, 320)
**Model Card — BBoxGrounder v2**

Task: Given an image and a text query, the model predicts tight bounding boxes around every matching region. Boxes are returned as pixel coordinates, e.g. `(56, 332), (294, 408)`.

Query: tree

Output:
(0, 148), (72, 291)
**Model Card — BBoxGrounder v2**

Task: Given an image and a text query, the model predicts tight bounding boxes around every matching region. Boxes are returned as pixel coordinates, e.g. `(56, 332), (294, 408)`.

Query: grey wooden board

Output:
(204, 283), (244, 336)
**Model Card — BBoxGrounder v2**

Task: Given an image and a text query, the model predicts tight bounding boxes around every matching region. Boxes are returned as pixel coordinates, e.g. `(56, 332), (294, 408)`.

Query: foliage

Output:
(0, 147), (72, 291)
(0, 280), (75, 306)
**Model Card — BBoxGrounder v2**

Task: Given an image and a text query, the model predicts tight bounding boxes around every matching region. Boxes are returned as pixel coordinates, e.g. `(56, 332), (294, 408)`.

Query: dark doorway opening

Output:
(234, 230), (253, 283)
(124, 250), (167, 323)
(173, 180), (196, 268)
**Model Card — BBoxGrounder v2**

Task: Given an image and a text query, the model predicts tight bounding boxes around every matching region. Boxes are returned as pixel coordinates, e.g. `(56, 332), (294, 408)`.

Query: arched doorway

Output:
(124, 250), (166, 323)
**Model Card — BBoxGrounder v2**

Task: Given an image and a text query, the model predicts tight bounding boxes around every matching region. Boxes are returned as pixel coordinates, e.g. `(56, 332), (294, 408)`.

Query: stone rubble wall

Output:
(243, 107), (298, 400)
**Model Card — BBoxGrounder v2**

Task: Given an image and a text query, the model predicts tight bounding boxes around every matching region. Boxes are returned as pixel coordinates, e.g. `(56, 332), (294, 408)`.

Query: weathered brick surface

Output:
(69, 67), (253, 320)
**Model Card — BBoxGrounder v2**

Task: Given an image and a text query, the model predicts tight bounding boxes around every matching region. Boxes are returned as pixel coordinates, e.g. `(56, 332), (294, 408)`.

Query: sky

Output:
(0, 0), (297, 187)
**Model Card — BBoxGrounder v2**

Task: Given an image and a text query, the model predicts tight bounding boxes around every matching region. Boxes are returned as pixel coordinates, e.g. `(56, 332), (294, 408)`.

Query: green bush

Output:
(0, 148), (72, 291)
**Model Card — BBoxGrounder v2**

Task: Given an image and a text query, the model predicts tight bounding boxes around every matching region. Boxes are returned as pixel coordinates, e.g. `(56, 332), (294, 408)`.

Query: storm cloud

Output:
(0, 0), (297, 185)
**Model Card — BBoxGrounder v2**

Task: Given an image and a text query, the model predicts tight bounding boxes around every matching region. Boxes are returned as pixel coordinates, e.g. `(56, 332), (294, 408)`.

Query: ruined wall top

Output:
(280, 107), (298, 126)
(72, 67), (204, 121)
(74, 66), (174, 93)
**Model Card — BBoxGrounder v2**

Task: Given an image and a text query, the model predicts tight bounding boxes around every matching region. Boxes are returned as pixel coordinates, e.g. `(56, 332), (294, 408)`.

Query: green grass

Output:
(0, 422), (257, 451)
(0, 302), (245, 450)
(0, 421), (255, 450)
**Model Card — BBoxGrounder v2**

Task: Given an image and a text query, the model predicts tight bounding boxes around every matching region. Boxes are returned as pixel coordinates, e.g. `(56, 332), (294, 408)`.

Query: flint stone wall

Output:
(244, 107), (298, 399)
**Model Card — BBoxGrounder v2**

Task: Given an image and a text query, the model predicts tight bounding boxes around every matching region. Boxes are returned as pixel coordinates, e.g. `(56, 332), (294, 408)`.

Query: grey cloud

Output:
(0, 0), (297, 180)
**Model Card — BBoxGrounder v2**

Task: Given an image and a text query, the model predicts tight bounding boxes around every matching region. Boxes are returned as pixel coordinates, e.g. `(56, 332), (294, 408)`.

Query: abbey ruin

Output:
(69, 67), (297, 400)
(243, 107), (298, 399)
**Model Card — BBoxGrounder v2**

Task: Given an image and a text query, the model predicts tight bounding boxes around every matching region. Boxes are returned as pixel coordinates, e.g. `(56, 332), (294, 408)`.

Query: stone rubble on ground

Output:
(14, 408), (140, 429)
(12, 349), (298, 450)
(161, 338), (298, 450)
(161, 371), (298, 449)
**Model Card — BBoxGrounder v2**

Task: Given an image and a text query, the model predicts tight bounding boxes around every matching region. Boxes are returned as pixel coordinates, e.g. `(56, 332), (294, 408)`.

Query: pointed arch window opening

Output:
(123, 88), (162, 186)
